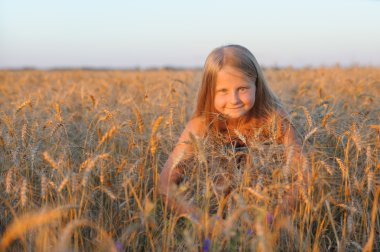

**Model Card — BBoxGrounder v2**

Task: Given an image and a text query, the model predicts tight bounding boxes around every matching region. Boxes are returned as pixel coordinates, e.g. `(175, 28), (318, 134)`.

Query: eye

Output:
(217, 89), (228, 93)
(239, 87), (250, 92)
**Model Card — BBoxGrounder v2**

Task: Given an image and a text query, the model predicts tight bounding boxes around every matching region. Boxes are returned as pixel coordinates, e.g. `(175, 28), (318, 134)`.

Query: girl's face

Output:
(214, 66), (256, 121)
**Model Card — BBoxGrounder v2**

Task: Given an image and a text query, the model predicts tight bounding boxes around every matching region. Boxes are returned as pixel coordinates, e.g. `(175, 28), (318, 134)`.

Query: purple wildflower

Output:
(203, 238), (211, 251)
(247, 228), (254, 236)
(266, 212), (274, 224)
(114, 240), (123, 252)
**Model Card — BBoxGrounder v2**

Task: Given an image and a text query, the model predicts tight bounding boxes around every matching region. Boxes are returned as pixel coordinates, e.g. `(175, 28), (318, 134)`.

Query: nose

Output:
(229, 91), (241, 104)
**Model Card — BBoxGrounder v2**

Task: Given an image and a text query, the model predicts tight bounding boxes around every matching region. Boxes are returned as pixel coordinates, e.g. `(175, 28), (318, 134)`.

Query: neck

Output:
(225, 116), (250, 130)
(214, 114), (257, 134)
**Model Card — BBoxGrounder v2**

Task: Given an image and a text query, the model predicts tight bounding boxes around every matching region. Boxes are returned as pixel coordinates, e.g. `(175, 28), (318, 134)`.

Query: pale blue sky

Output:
(1, 0), (379, 69)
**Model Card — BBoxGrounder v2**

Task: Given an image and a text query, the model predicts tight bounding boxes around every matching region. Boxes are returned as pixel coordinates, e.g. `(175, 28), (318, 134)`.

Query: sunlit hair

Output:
(193, 44), (282, 132)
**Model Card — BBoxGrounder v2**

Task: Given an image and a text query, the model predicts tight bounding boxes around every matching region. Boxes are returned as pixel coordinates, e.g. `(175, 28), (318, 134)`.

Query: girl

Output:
(159, 44), (307, 225)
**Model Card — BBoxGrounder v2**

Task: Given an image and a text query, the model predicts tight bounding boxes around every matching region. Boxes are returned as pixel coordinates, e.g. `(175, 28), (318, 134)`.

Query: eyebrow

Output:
(216, 83), (251, 89)
(216, 88), (228, 91)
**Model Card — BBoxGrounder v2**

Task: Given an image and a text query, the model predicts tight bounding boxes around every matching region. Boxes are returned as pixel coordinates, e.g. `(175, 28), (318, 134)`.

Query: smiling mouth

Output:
(227, 106), (243, 109)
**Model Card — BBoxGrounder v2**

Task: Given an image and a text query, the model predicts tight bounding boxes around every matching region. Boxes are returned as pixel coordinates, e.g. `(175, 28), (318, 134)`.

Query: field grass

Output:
(0, 67), (379, 251)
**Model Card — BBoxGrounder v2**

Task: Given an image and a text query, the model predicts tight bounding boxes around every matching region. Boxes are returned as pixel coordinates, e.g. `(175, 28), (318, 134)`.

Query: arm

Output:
(282, 120), (310, 184)
(159, 117), (204, 218)
(278, 115), (310, 213)
(274, 109), (309, 180)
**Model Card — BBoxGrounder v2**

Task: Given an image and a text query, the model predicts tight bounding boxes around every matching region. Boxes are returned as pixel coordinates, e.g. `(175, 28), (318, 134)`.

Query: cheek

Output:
(242, 91), (256, 104)
(214, 95), (226, 108)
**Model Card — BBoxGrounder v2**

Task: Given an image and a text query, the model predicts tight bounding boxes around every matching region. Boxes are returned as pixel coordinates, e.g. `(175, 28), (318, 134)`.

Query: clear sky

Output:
(1, 0), (379, 69)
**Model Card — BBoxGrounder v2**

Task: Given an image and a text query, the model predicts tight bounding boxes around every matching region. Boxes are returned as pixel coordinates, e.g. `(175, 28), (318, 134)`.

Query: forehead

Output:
(216, 66), (251, 86)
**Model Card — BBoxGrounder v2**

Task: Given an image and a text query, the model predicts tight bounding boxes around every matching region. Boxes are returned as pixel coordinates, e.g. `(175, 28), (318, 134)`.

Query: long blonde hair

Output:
(193, 44), (282, 131)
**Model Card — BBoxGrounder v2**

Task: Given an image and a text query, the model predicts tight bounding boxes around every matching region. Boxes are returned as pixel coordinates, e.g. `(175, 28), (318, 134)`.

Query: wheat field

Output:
(0, 67), (379, 251)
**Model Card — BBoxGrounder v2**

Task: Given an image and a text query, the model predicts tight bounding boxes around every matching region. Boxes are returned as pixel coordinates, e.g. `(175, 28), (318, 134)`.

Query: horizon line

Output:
(1, 62), (380, 71)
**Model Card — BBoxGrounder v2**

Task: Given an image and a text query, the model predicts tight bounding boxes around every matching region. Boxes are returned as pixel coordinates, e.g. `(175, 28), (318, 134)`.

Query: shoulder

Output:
(264, 108), (292, 127)
(178, 116), (206, 143)
(183, 116), (206, 137)
(271, 109), (302, 144)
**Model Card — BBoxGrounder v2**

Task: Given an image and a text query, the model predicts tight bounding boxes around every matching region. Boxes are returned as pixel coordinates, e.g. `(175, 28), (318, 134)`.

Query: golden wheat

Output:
(0, 67), (379, 251)
(15, 99), (32, 113)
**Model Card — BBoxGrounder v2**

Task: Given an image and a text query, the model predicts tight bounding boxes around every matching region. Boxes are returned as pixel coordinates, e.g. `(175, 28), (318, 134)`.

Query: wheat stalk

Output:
(98, 109), (113, 122)
(99, 186), (116, 200)
(325, 200), (341, 250)
(16, 99), (32, 113)
(335, 158), (347, 179)
(57, 175), (69, 193)
(5, 168), (13, 194)
(150, 116), (163, 155)
(367, 170), (374, 194)
(368, 124), (380, 131)
(366, 146), (372, 166)
(234, 129), (247, 144)
(43, 151), (58, 169)
(90, 94), (96, 109)
(97, 126), (117, 148)
(134, 108), (144, 134)
(55, 103), (62, 122)
(20, 178), (28, 207)
(304, 127), (318, 142)
(320, 161), (334, 175)
(41, 175), (47, 199)
(50, 122), (63, 137)
(321, 111), (333, 127)
(284, 146), (294, 177)
(71, 173), (78, 192)
(301, 106), (313, 129)
(55, 219), (117, 252)
(167, 107), (174, 128)
(0, 207), (69, 250)
(350, 124), (361, 151)
(21, 122), (28, 147)
(363, 188), (380, 252)
(80, 154), (109, 186)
